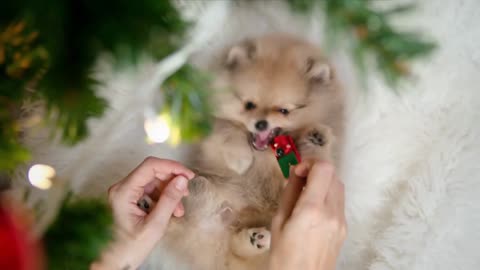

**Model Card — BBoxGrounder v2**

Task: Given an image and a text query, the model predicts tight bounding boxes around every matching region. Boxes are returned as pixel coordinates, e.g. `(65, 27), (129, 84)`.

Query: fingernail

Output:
(175, 176), (188, 191)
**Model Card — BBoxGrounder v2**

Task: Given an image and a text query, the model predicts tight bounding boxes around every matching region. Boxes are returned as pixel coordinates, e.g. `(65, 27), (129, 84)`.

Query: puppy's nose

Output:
(255, 120), (268, 131)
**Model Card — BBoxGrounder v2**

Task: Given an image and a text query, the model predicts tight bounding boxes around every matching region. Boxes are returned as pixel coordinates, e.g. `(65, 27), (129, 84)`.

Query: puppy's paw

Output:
(297, 125), (335, 161)
(223, 146), (253, 174)
(300, 125), (334, 148)
(231, 226), (271, 258)
(247, 227), (271, 250)
(305, 125), (333, 146)
(307, 129), (327, 146)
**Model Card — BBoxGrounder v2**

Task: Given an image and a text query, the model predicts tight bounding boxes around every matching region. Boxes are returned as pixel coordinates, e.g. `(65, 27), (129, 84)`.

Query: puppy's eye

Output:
(278, 108), (289, 115)
(245, 101), (256, 110)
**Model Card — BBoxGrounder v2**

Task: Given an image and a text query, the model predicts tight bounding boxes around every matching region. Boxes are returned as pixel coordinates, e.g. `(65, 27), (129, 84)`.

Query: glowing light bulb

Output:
(144, 114), (171, 143)
(28, 164), (55, 190)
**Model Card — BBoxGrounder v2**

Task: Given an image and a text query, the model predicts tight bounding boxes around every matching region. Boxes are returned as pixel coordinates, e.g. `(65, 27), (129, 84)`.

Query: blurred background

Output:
(1, 0), (479, 269)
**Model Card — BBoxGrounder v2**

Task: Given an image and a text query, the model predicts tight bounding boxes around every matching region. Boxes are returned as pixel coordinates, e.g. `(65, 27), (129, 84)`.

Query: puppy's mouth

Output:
(251, 128), (281, 151)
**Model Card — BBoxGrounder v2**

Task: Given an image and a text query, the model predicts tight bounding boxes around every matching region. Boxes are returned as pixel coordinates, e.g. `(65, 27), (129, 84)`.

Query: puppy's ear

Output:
(304, 57), (332, 84)
(225, 40), (256, 70)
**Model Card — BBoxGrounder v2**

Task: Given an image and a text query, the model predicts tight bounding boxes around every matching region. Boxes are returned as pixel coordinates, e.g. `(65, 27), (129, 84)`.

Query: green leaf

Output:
(43, 197), (113, 270)
(161, 65), (212, 144)
(322, 0), (436, 88)
(286, 0), (315, 13)
(1, 0), (193, 173)
(40, 75), (107, 144)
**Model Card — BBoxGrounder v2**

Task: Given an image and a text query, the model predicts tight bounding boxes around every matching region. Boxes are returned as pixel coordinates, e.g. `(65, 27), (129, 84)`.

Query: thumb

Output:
(144, 175), (188, 233)
(271, 168), (305, 246)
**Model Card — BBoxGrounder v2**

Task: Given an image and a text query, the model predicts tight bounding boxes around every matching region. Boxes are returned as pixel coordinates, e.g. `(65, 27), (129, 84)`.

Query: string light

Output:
(28, 164), (55, 190)
(144, 113), (171, 144)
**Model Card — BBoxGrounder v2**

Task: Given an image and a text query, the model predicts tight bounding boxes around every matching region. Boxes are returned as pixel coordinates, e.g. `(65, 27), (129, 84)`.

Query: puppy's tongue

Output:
(254, 130), (271, 150)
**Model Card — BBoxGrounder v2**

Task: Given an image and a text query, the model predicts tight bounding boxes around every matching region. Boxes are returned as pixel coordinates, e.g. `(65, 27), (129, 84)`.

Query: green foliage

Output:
(287, 0), (436, 87)
(26, 0), (187, 143)
(287, 0), (314, 13)
(161, 65), (212, 144)
(43, 197), (113, 270)
(0, 0), (188, 171)
(0, 21), (46, 171)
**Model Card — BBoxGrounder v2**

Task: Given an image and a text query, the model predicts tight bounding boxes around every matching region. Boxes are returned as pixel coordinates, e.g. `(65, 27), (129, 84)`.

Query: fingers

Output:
(325, 176), (347, 240)
(278, 168), (306, 221)
(144, 178), (189, 202)
(272, 167), (305, 245)
(294, 161), (313, 178)
(325, 176), (345, 212)
(173, 202), (185, 217)
(144, 175), (188, 233)
(125, 157), (195, 189)
(143, 179), (161, 196)
(296, 162), (335, 209)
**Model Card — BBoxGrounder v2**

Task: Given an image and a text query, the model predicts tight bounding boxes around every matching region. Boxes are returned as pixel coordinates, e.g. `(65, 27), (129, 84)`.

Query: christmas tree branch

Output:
(0, 0), (187, 171)
(288, 0), (436, 87)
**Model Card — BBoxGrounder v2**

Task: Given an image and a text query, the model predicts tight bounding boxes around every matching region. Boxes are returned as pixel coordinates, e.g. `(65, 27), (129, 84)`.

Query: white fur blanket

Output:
(14, 0), (480, 269)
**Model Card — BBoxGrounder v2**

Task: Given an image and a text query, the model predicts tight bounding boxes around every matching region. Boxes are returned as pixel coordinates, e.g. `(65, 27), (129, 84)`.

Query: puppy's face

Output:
(213, 35), (339, 150)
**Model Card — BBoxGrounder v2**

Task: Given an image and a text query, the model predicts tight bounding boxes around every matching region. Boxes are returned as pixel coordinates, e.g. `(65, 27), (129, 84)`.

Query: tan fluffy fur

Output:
(156, 34), (345, 270)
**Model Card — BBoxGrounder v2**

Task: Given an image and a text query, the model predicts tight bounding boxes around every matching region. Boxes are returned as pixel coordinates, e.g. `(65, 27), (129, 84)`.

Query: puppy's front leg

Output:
(200, 121), (253, 175)
(295, 124), (335, 162)
(222, 131), (254, 174)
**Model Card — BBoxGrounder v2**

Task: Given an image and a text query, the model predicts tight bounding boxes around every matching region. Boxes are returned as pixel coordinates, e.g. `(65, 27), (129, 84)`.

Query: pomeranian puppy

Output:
(149, 34), (345, 270)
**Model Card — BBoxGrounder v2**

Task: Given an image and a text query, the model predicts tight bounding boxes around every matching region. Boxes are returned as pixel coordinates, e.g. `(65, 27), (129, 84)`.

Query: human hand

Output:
(269, 162), (347, 270)
(91, 157), (195, 270)
(108, 157), (194, 234)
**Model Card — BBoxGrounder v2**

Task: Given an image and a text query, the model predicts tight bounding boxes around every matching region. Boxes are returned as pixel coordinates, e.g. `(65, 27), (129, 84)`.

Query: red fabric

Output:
(0, 204), (43, 270)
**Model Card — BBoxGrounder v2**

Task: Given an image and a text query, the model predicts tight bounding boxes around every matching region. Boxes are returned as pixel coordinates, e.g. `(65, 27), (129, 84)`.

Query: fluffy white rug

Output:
(13, 0), (480, 269)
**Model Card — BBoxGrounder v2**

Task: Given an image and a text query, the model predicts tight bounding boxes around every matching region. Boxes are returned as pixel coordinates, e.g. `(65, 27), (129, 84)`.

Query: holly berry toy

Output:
(270, 135), (301, 178)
